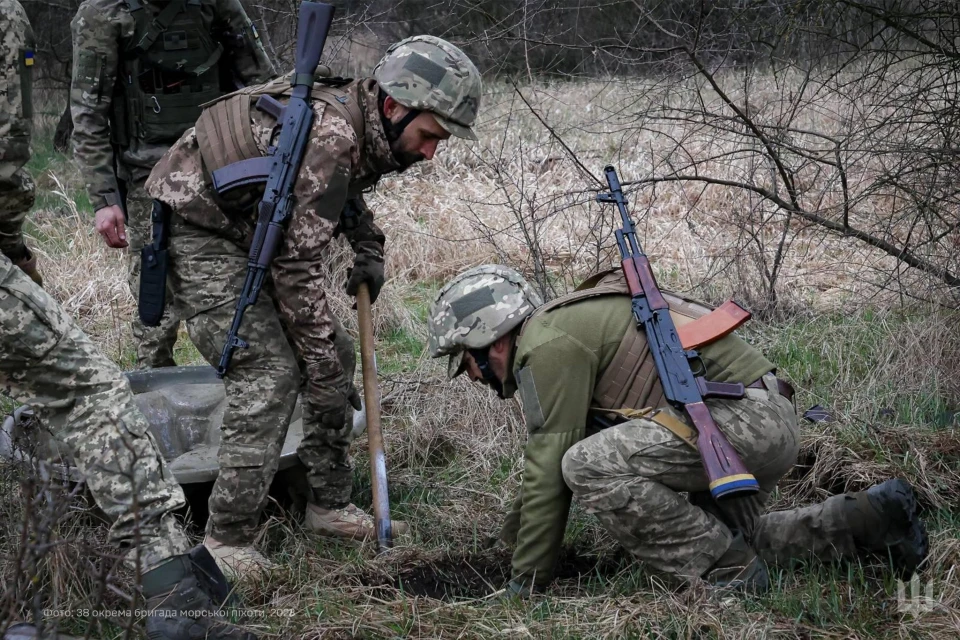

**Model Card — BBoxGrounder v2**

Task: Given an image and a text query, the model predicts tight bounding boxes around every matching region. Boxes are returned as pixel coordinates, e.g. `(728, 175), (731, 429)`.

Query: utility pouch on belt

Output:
(139, 200), (171, 326)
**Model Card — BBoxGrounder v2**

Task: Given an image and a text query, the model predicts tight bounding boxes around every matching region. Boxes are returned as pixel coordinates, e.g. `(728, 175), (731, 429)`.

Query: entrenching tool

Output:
(356, 282), (393, 552)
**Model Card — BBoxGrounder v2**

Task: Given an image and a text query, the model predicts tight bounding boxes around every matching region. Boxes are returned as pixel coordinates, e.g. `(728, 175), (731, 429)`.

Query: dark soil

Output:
(361, 548), (631, 600)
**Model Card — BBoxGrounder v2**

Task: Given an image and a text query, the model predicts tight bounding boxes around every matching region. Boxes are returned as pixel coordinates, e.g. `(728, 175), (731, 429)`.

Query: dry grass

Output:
(1, 78), (958, 638)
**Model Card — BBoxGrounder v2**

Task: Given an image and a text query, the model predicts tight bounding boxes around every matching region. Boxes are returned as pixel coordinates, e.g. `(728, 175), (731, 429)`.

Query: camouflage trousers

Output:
(0, 255), (191, 572)
(166, 216), (356, 545)
(0, 169), (35, 259)
(124, 180), (181, 369)
(563, 372), (819, 583)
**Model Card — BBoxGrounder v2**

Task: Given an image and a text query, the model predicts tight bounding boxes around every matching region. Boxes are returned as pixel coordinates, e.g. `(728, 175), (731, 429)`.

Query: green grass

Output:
(762, 310), (958, 426)
(376, 325), (424, 376)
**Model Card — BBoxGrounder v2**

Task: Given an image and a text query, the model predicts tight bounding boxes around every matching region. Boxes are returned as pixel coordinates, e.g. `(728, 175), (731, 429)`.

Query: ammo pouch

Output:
(139, 200), (172, 326)
(112, 0), (225, 146)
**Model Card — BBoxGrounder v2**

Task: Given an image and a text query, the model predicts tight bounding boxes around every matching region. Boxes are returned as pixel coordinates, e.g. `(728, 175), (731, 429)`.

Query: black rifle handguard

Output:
(215, 1), (336, 378)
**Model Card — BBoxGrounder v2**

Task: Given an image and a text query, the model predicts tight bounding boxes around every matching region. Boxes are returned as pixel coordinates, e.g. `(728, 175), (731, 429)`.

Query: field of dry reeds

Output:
(2, 68), (959, 639)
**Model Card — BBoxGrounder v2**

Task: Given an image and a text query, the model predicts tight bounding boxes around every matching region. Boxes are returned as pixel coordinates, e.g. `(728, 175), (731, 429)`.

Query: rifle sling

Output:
(592, 407), (699, 450)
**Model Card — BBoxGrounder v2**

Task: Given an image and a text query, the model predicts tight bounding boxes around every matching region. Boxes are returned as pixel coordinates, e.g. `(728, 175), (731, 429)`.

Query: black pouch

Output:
(139, 200), (171, 326)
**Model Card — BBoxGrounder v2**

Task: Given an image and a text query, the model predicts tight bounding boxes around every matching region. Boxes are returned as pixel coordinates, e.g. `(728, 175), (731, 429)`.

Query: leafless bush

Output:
(0, 416), (139, 639)
(543, 0), (960, 310)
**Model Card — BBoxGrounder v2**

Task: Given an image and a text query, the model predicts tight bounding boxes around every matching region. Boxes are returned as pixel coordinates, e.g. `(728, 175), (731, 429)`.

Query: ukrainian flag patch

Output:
(24, 50), (35, 66)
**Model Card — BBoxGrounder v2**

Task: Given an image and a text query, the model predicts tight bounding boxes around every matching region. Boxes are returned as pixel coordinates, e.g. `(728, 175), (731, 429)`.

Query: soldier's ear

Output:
(491, 333), (513, 357)
(382, 95), (402, 120)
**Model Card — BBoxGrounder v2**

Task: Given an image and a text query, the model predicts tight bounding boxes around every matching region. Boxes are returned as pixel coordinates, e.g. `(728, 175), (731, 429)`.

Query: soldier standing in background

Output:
(146, 35), (482, 577)
(428, 265), (929, 596)
(0, 0), (42, 285)
(1, 3), (255, 637)
(70, 0), (276, 368)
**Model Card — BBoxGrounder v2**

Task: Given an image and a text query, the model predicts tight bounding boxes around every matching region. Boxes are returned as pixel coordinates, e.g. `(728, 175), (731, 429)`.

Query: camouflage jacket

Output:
(0, 0), (35, 259)
(501, 294), (774, 589)
(147, 77), (399, 423)
(146, 77), (397, 253)
(70, 0), (276, 212)
(0, 0), (33, 178)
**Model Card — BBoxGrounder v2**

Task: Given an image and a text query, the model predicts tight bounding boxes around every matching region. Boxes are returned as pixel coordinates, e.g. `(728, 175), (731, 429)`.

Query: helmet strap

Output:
(468, 348), (505, 399)
(378, 87), (421, 142)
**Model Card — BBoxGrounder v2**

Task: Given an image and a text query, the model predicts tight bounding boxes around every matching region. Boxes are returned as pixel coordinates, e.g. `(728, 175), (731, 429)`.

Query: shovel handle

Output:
(356, 282), (393, 552)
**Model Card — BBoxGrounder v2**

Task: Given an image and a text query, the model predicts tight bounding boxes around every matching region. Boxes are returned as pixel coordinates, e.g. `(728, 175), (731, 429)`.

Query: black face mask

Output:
(469, 348), (505, 399)
(379, 89), (424, 172)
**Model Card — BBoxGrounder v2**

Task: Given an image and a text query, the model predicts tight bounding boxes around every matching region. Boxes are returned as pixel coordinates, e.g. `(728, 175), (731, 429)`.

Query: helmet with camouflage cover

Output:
(374, 35), (482, 141)
(428, 265), (542, 379)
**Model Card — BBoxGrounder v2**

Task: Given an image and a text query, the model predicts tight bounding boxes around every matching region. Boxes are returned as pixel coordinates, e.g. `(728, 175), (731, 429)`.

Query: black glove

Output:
(345, 250), (385, 303)
(347, 384), (362, 411)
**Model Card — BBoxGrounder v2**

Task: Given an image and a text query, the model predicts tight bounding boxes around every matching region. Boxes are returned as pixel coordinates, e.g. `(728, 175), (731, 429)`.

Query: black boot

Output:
(846, 478), (929, 577)
(142, 545), (256, 640)
(703, 530), (770, 594)
(2, 623), (79, 639)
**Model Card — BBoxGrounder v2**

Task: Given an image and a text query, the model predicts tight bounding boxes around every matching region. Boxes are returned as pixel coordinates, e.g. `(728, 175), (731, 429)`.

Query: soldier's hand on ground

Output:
(498, 510), (521, 548)
(95, 205), (128, 248)
(499, 579), (532, 601)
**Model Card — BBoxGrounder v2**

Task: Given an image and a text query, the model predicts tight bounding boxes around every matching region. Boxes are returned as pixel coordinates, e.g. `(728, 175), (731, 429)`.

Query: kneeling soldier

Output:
(427, 265), (928, 595)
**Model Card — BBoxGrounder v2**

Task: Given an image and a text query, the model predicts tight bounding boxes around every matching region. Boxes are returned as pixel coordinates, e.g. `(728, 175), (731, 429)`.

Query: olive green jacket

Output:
(501, 293), (775, 588)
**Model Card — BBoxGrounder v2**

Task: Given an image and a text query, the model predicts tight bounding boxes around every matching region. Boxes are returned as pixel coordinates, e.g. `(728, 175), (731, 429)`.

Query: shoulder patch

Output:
(516, 366), (545, 432)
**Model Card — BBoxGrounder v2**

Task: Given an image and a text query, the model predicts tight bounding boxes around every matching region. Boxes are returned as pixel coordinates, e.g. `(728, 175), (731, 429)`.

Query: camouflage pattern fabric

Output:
(165, 217), (356, 543)
(148, 78), (400, 544)
(374, 35), (482, 140)
(70, 0), (274, 368)
(561, 373), (803, 583)
(0, 170), (35, 261)
(0, 0), (35, 261)
(0, 255), (192, 573)
(125, 180), (179, 368)
(70, 0), (276, 211)
(428, 264), (542, 379)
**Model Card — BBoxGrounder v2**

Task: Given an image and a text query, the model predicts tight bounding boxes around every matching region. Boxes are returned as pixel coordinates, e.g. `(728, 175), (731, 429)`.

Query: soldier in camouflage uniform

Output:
(146, 35), (482, 576)
(2, 4), (254, 637)
(0, 0), (41, 286)
(70, 0), (276, 368)
(428, 265), (929, 595)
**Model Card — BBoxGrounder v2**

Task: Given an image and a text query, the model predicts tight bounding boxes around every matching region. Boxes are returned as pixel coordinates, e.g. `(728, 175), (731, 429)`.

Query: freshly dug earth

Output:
(360, 548), (631, 600)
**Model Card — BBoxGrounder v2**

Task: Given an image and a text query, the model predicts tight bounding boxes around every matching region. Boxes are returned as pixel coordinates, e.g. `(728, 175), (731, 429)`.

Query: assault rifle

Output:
(216, 1), (336, 377)
(597, 165), (759, 500)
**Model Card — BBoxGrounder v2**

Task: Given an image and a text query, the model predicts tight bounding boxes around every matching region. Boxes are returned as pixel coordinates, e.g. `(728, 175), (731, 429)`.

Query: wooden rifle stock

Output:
(684, 402), (760, 497)
(623, 256), (668, 311)
(356, 283), (393, 552)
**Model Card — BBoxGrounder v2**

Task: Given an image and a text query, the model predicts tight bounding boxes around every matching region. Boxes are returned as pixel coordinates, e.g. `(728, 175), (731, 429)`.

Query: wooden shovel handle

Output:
(356, 282), (392, 552)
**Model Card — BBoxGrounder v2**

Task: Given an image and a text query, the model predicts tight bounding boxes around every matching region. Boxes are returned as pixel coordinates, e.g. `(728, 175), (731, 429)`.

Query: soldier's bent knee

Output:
(561, 440), (595, 495)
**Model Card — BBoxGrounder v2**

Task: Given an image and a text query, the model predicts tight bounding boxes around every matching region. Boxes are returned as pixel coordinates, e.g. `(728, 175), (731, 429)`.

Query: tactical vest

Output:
(111, 0), (225, 146)
(520, 269), (716, 413)
(193, 76), (365, 214)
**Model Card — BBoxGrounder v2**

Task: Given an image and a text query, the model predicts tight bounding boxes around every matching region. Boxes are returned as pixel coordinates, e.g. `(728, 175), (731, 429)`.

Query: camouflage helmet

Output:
(374, 35), (482, 141)
(428, 265), (542, 379)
